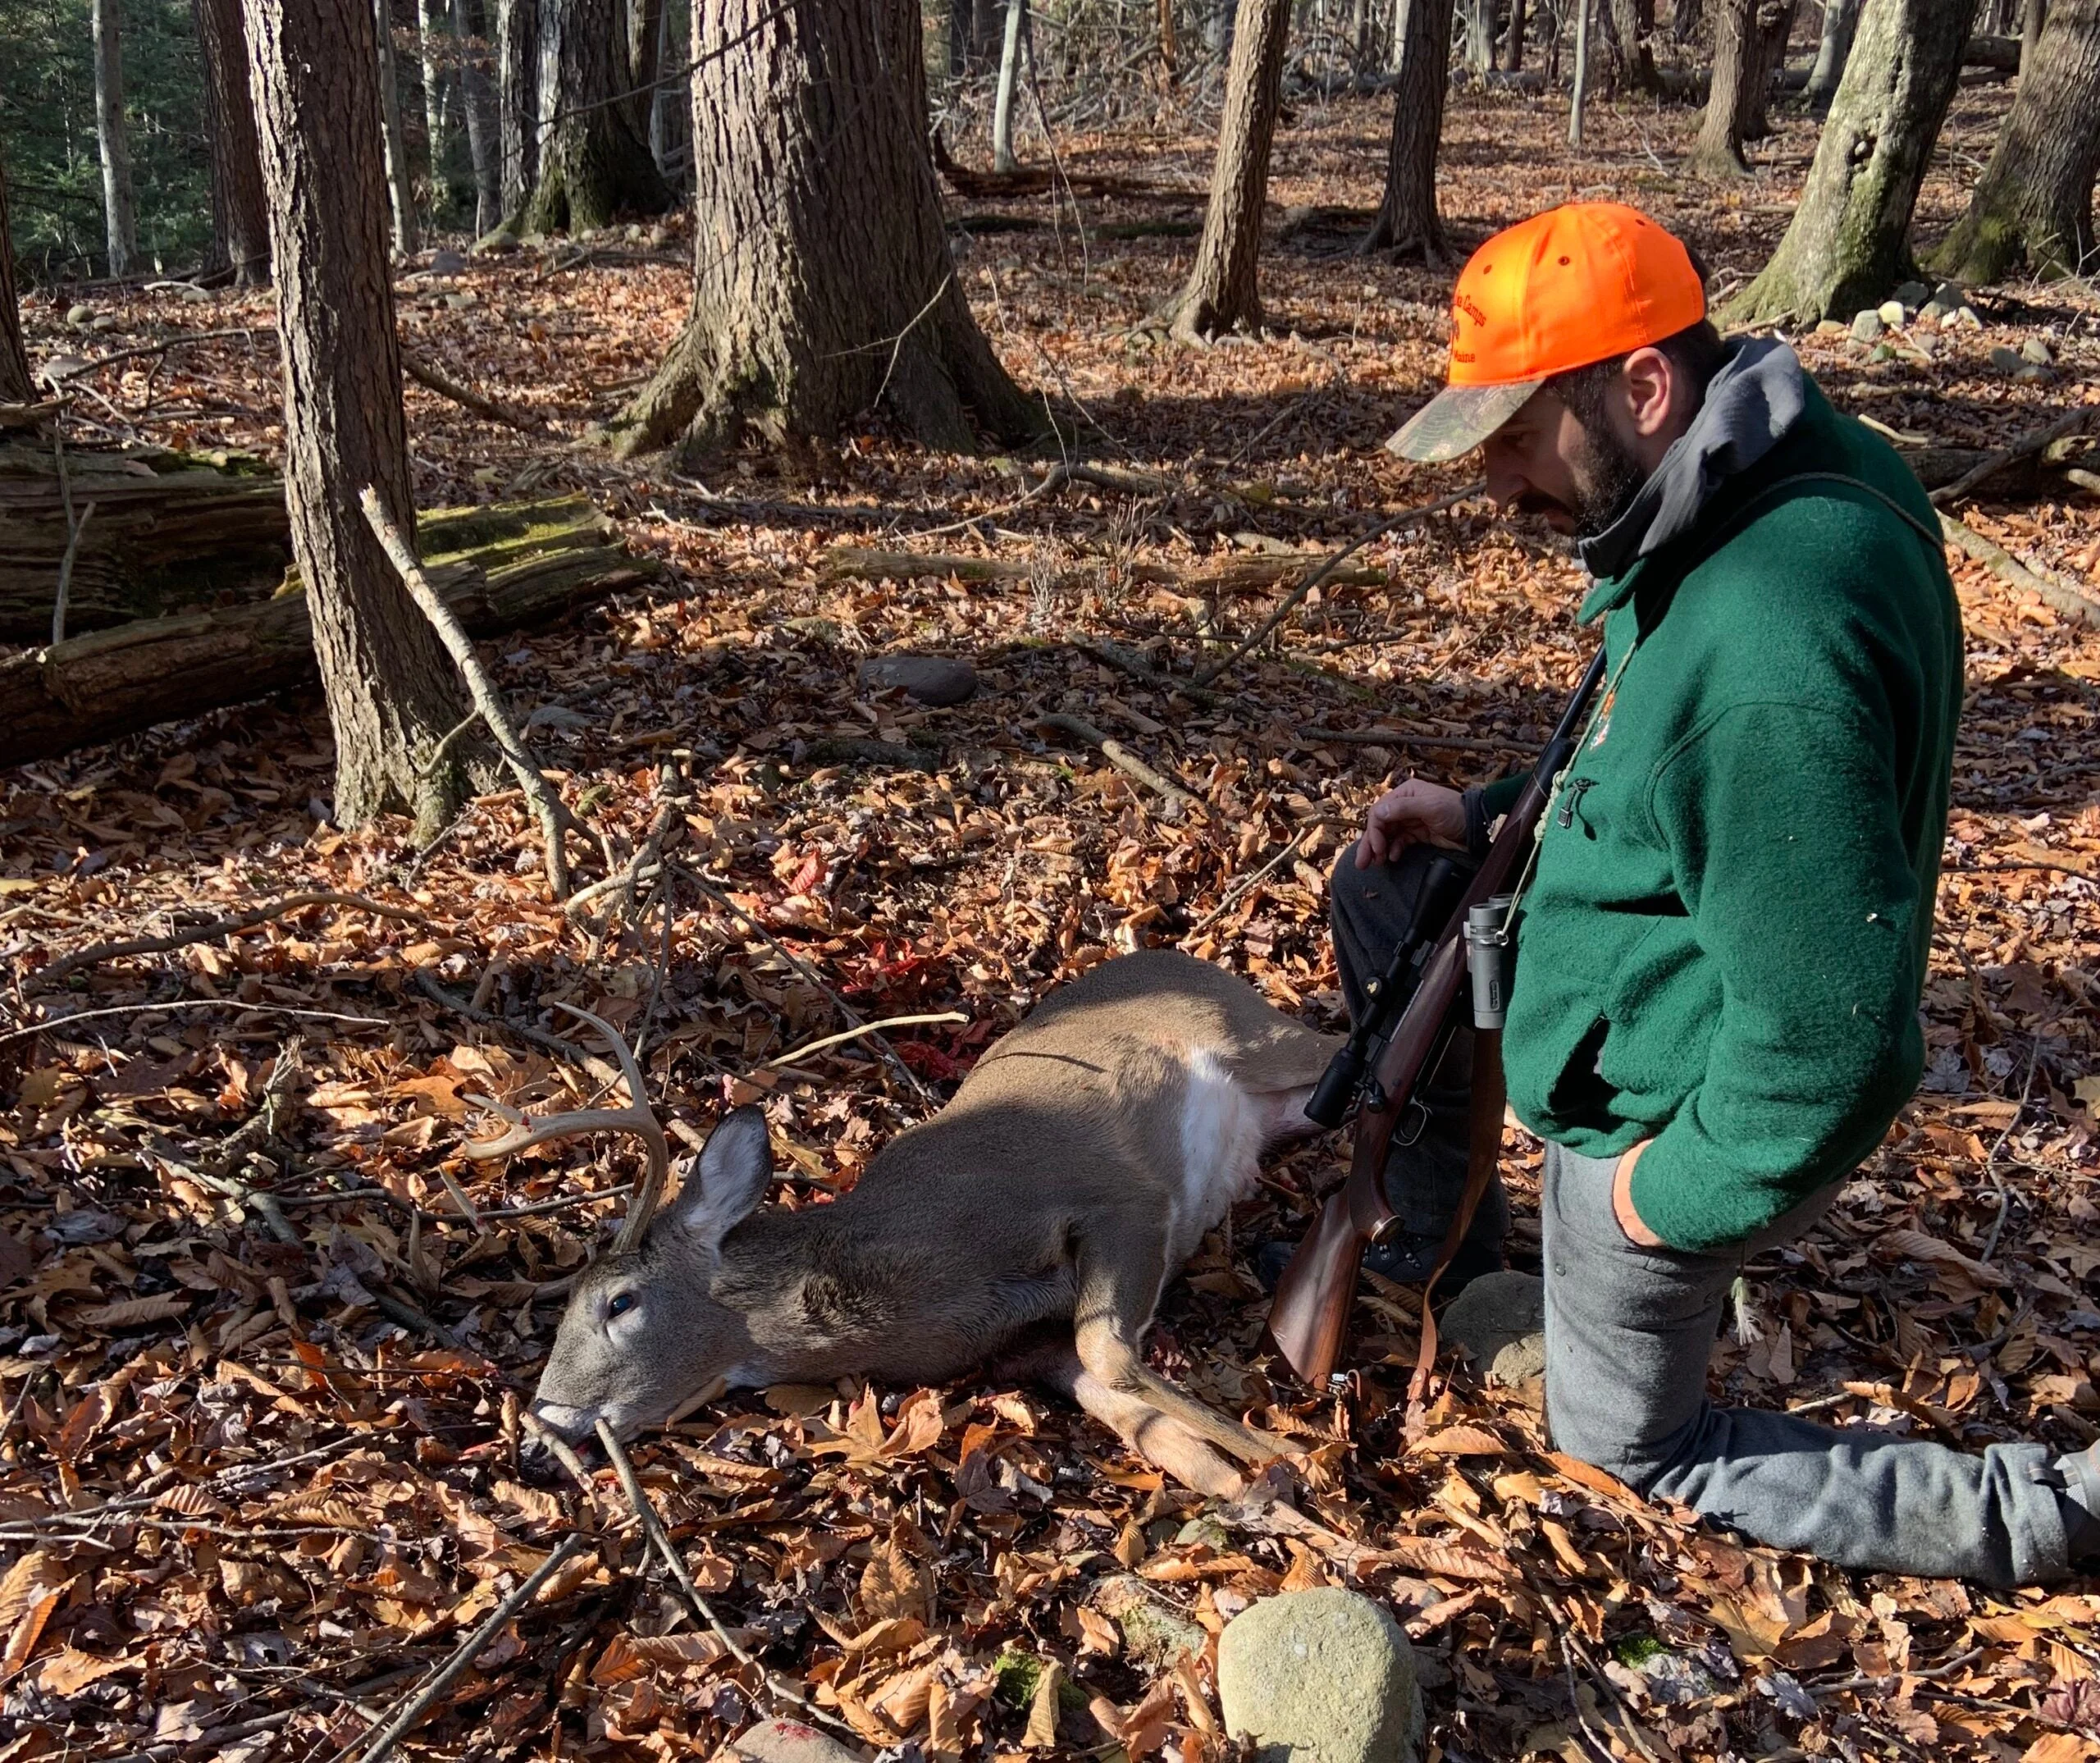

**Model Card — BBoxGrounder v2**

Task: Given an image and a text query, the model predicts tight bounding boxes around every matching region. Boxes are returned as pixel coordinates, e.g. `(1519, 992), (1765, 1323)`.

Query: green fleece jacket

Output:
(1484, 372), (1964, 1252)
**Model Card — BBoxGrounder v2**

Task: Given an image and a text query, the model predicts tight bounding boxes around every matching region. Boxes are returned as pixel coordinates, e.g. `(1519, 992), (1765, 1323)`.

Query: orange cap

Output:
(1389, 203), (1707, 463)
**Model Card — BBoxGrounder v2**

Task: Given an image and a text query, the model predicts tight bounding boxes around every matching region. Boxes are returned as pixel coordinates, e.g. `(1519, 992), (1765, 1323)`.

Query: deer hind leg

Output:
(1071, 1228), (1286, 1472)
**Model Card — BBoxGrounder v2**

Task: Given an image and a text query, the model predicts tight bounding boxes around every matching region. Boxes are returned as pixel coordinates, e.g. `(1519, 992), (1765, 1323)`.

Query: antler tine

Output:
(462, 1003), (670, 1254)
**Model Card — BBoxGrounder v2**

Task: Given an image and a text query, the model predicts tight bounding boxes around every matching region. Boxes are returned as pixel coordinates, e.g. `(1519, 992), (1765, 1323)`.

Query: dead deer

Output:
(470, 950), (1340, 1497)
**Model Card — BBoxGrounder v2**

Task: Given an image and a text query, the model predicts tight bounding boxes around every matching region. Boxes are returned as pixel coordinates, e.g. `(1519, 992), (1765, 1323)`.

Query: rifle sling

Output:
(1407, 1025), (1506, 1409)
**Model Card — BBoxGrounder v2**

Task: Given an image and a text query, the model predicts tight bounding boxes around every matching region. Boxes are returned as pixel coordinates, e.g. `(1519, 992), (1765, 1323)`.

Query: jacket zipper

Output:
(1557, 778), (1596, 829)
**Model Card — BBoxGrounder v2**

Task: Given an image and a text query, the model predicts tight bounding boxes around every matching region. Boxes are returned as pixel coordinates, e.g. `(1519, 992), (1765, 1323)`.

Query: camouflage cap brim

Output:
(1385, 379), (1544, 463)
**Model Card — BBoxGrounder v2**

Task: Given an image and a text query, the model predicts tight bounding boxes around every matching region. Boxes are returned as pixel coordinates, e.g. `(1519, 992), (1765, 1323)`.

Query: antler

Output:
(463, 1004), (670, 1253)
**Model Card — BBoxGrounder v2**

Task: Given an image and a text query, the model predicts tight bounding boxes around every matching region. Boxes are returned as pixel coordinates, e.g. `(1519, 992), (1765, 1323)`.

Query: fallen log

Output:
(0, 441), (292, 640)
(1941, 514), (2100, 629)
(1, 495), (653, 765)
(817, 545), (1386, 594)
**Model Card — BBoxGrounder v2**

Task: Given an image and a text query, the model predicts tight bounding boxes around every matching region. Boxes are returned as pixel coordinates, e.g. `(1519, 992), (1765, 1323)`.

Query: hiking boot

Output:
(2055, 1441), (2100, 1563)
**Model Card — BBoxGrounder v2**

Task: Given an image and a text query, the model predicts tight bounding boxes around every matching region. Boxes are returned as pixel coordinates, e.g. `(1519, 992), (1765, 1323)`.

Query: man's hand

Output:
(1355, 779), (1467, 868)
(1613, 1140), (1664, 1247)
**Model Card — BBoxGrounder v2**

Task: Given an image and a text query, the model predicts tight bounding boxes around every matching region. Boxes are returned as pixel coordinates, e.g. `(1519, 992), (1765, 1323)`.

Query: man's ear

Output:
(1621, 345), (1677, 439)
(668, 1106), (774, 1258)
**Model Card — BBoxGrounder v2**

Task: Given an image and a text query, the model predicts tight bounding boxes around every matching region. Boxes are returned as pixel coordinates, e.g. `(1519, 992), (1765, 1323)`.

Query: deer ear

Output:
(669, 1105), (773, 1254)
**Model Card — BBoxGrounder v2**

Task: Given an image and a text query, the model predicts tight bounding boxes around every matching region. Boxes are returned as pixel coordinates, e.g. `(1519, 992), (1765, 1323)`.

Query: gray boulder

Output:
(1893, 280), (1930, 308)
(1440, 1269), (1545, 1385)
(857, 654), (979, 706)
(721, 1719), (861, 1763)
(1849, 309), (1883, 343)
(2022, 335), (2055, 365)
(1988, 344), (2025, 373)
(429, 248), (468, 276)
(1218, 1587), (1423, 1763)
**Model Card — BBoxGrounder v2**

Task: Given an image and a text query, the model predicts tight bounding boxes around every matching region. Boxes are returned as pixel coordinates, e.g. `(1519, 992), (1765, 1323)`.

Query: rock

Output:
(1876, 299), (1906, 327)
(89, 314), (118, 332)
(1440, 1269), (1545, 1385)
(65, 304), (94, 327)
(177, 283), (213, 303)
(1955, 304), (1984, 329)
(1094, 1573), (1210, 1673)
(1894, 280), (1930, 308)
(447, 290), (480, 310)
(1869, 341), (1897, 363)
(1988, 344), (2025, 373)
(719, 1719), (861, 1763)
(1814, 319), (1847, 337)
(2017, 362), (2055, 384)
(472, 227), (519, 255)
(429, 248), (468, 275)
(1933, 279), (1965, 308)
(857, 653), (978, 706)
(1175, 1514), (1234, 1552)
(1218, 1588), (1424, 1763)
(2022, 335), (2054, 365)
(1849, 309), (1883, 343)
(646, 224), (672, 249)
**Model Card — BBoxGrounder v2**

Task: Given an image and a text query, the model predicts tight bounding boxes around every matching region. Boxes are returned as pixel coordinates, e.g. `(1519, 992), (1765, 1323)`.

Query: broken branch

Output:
(401, 351), (543, 431)
(1039, 713), (1201, 817)
(36, 890), (427, 989)
(1929, 407), (2093, 507)
(1941, 513), (2100, 628)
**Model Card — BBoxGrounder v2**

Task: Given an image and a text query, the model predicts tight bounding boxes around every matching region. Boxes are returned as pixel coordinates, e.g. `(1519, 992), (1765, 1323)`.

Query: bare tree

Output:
(1603, 0), (1659, 88)
(241, 0), (475, 830)
(1364, 0), (1455, 259)
(1569, 0), (1594, 141)
(1692, 0), (1759, 173)
(0, 151), (32, 407)
(993, 0), (1027, 171)
(1724, 0), (1979, 324)
(1504, 0), (1529, 66)
(497, 0), (537, 220)
(1155, 0), (1291, 340)
(192, 0), (271, 283)
(524, 0), (671, 231)
(1806, 0), (1862, 107)
(455, 0), (503, 233)
(376, 0), (420, 253)
(2023, 0), (2047, 65)
(1742, 0), (1801, 135)
(92, 0), (139, 276)
(418, 0), (463, 220)
(612, 0), (1036, 460)
(1933, 0), (2100, 280)
(1463, 0), (1498, 67)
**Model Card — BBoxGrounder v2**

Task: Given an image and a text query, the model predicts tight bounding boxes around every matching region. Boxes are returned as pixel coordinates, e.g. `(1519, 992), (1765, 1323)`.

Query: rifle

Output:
(1267, 646), (1610, 1391)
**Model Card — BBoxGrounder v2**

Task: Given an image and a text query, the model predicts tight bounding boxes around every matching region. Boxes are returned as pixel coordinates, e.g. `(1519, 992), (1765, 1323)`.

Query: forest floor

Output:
(3, 72), (2100, 1763)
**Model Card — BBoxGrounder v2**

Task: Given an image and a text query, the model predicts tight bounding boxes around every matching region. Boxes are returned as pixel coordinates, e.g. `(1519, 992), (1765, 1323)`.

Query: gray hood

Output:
(1577, 337), (1807, 582)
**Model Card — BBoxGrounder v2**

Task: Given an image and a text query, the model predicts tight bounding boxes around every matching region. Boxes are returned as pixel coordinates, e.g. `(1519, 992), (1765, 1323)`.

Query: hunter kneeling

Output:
(1331, 202), (2094, 1587)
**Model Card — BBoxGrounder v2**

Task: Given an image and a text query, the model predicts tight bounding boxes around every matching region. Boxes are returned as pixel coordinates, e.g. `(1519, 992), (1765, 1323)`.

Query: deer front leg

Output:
(1023, 1340), (1249, 1500)
(1071, 1228), (1289, 1472)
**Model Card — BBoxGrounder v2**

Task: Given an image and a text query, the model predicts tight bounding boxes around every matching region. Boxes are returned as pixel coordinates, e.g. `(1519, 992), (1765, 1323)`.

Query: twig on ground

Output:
(1980, 1039), (2042, 1266)
(1082, 637), (1228, 706)
(1191, 482), (1483, 687)
(762, 1012), (967, 1070)
(51, 498), (95, 647)
(595, 1421), (862, 1743)
(36, 891), (427, 988)
(518, 1409), (598, 1487)
(39, 327), (263, 381)
(347, 1532), (589, 1763)
(1930, 406), (2092, 506)
(371, 1287), (468, 1351)
(1039, 713), (1200, 818)
(672, 863), (941, 1110)
(412, 971), (626, 1088)
(0, 1003), (387, 1047)
(1184, 820), (1328, 937)
(1942, 513), (2100, 628)
(1290, 725), (1522, 754)
(360, 485), (585, 897)
(401, 351), (543, 430)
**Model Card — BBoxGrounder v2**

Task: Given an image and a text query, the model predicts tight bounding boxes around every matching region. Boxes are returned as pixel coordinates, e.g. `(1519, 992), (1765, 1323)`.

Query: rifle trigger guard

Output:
(1390, 1096), (1431, 1149)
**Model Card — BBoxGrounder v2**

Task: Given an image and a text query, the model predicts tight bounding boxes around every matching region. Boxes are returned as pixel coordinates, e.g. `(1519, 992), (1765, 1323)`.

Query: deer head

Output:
(464, 1008), (776, 1446)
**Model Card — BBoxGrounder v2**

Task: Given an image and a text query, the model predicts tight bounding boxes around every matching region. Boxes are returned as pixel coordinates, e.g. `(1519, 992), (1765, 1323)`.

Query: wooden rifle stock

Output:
(1266, 649), (1608, 1386)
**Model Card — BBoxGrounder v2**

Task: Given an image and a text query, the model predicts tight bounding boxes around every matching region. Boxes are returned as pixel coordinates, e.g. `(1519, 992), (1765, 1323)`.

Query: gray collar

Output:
(1577, 338), (1807, 581)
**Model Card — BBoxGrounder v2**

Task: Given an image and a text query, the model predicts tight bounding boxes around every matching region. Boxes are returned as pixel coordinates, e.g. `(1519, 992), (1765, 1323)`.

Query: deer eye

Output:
(606, 1292), (636, 1320)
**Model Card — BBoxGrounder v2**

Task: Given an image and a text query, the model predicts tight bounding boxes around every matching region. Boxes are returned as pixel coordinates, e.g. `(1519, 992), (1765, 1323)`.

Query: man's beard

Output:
(1514, 421), (1649, 538)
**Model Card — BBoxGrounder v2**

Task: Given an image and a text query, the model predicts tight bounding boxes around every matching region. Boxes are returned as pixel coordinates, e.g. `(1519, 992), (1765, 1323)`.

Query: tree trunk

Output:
(2023, 0), (2046, 64)
(612, 0), (1037, 461)
(1696, 0), (1762, 170)
(241, 0), (473, 831)
(1504, 0), (1528, 67)
(497, 0), (537, 220)
(375, 0), (421, 253)
(419, 0), (464, 222)
(1723, 0), (1979, 325)
(626, 0), (666, 144)
(92, 0), (139, 277)
(525, 0), (671, 231)
(1932, 0), (2100, 279)
(1673, 0), (1703, 36)
(456, 0), (503, 233)
(1463, 0), (1499, 66)
(193, 0), (271, 283)
(1569, 0), (1593, 141)
(0, 494), (646, 767)
(1742, 0), (1801, 135)
(1157, 0), (1290, 339)
(0, 152), (33, 407)
(1806, 0), (1861, 107)
(1605, 0), (1658, 87)
(993, 0), (1027, 170)
(1364, 0), (1454, 258)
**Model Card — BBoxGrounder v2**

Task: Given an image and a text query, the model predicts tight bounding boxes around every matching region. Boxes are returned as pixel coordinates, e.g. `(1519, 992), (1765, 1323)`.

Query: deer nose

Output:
(527, 1400), (597, 1442)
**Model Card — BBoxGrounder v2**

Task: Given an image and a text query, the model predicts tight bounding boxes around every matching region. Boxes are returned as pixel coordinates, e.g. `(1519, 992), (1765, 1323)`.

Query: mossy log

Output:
(0, 495), (653, 765)
(0, 443), (292, 641)
(817, 545), (1386, 594)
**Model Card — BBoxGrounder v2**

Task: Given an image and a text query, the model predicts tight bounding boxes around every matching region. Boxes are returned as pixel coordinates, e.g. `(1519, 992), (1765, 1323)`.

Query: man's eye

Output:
(606, 1293), (636, 1319)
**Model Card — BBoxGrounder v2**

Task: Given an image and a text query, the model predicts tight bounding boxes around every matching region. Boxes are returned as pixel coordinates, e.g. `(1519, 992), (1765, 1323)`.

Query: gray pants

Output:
(1545, 1141), (2070, 1586)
